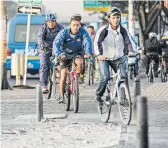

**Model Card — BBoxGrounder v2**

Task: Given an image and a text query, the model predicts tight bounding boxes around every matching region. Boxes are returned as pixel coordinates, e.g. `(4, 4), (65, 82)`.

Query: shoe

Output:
(95, 96), (102, 102)
(42, 86), (49, 94)
(57, 96), (64, 103)
(155, 73), (158, 77)
(79, 78), (84, 84)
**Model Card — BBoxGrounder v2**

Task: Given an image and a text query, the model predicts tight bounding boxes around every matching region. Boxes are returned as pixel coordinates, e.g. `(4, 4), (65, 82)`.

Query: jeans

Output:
(96, 56), (128, 97)
(39, 51), (52, 86)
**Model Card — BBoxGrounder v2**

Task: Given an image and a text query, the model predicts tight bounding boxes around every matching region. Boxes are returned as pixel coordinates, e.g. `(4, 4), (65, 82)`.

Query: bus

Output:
(7, 14), (46, 76)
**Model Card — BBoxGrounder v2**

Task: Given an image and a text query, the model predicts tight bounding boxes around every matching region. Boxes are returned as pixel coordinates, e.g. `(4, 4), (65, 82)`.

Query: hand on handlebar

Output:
(84, 54), (91, 59)
(59, 54), (66, 61)
(97, 55), (106, 61)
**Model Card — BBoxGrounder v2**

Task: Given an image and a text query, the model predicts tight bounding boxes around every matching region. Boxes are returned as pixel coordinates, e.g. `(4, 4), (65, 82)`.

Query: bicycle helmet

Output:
(149, 32), (157, 39)
(46, 14), (56, 21)
(107, 7), (121, 17)
(71, 13), (82, 20)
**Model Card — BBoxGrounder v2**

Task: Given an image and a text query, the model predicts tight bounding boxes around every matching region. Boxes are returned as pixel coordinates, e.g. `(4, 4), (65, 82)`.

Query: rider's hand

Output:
(84, 54), (91, 59)
(97, 55), (106, 61)
(59, 54), (66, 61)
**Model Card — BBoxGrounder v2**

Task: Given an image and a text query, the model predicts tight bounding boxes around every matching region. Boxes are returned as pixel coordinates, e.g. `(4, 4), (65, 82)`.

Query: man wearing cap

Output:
(37, 14), (64, 93)
(94, 7), (138, 103)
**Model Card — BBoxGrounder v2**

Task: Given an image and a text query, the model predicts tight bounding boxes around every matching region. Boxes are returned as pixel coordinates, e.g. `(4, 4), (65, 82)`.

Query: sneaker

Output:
(57, 96), (64, 103)
(95, 96), (102, 102)
(42, 86), (49, 94)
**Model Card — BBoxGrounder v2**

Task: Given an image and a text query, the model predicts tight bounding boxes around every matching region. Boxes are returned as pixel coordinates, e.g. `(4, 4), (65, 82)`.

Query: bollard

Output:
(136, 96), (148, 148)
(133, 77), (141, 120)
(36, 84), (43, 122)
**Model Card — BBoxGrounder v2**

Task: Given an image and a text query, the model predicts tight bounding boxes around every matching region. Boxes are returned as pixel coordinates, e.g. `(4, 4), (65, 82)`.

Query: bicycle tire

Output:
(97, 95), (112, 123)
(52, 68), (57, 99)
(87, 60), (91, 86)
(118, 83), (132, 125)
(64, 83), (71, 111)
(91, 63), (94, 84)
(149, 63), (154, 83)
(129, 67), (133, 80)
(161, 66), (165, 82)
(43, 68), (53, 100)
(72, 74), (79, 113)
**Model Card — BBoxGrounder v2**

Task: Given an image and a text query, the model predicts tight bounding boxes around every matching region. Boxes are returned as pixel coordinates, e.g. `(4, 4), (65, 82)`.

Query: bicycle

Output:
(97, 57), (132, 125)
(128, 52), (139, 80)
(85, 55), (95, 86)
(160, 54), (168, 82)
(42, 56), (60, 100)
(59, 55), (82, 113)
(147, 53), (159, 83)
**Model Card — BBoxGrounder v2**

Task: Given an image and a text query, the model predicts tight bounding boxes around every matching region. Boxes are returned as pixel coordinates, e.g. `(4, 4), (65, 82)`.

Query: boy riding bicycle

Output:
(53, 14), (92, 103)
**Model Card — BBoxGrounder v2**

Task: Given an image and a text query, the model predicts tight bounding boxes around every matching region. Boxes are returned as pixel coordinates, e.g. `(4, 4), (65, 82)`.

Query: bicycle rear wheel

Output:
(72, 74), (79, 113)
(97, 95), (112, 123)
(118, 83), (132, 125)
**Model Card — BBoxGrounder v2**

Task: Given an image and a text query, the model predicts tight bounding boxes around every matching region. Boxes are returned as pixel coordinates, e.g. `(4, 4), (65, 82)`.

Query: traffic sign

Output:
(18, 5), (42, 14)
(164, 0), (168, 9)
(18, 0), (42, 5)
(83, 0), (111, 12)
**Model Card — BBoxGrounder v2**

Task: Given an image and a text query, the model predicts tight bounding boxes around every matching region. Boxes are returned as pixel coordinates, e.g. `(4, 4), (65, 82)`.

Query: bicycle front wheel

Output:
(97, 95), (112, 123)
(72, 74), (79, 113)
(87, 60), (91, 86)
(118, 83), (132, 125)
(64, 84), (71, 111)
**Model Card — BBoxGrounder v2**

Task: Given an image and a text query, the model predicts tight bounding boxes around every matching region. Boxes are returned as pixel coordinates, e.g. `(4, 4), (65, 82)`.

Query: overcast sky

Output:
(43, 0), (102, 23)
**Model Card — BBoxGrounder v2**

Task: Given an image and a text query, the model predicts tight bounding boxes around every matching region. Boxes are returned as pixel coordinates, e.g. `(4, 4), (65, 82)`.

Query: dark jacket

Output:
(37, 23), (64, 51)
(145, 37), (162, 55)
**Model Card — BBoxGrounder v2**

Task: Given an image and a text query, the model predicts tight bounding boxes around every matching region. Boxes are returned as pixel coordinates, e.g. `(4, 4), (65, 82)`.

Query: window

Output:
(15, 24), (40, 42)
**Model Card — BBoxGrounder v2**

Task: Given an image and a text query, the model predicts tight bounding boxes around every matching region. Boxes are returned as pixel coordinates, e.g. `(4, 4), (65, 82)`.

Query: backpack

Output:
(40, 22), (63, 37)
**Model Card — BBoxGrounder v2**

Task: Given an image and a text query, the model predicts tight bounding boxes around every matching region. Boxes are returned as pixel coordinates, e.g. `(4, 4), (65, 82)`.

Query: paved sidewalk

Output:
(1, 83), (122, 148)
(118, 83), (168, 148)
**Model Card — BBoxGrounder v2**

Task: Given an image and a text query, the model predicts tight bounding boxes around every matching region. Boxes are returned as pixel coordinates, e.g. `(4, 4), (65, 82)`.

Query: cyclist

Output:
(87, 26), (97, 79)
(53, 14), (92, 103)
(94, 7), (138, 103)
(37, 14), (64, 94)
(144, 32), (161, 77)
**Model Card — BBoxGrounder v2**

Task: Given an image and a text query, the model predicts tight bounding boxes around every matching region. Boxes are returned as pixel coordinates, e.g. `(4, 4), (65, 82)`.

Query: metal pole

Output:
(36, 84), (43, 122)
(158, 15), (161, 40)
(23, 13), (31, 85)
(136, 96), (148, 148)
(133, 77), (141, 120)
(41, 93), (44, 119)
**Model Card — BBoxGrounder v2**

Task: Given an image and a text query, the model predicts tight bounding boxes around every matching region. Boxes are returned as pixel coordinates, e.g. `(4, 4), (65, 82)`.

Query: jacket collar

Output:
(106, 23), (120, 32)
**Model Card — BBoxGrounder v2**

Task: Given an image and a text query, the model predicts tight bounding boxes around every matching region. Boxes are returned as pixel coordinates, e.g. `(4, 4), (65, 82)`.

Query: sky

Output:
(43, 0), (103, 23)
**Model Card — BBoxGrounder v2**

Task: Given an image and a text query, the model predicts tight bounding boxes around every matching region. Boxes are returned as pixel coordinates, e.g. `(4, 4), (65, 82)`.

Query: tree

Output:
(0, 0), (11, 90)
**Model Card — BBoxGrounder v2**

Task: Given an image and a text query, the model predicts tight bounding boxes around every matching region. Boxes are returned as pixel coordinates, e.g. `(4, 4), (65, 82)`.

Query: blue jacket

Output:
(37, 23), (64, 50)
(53, 27), (92, 56)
